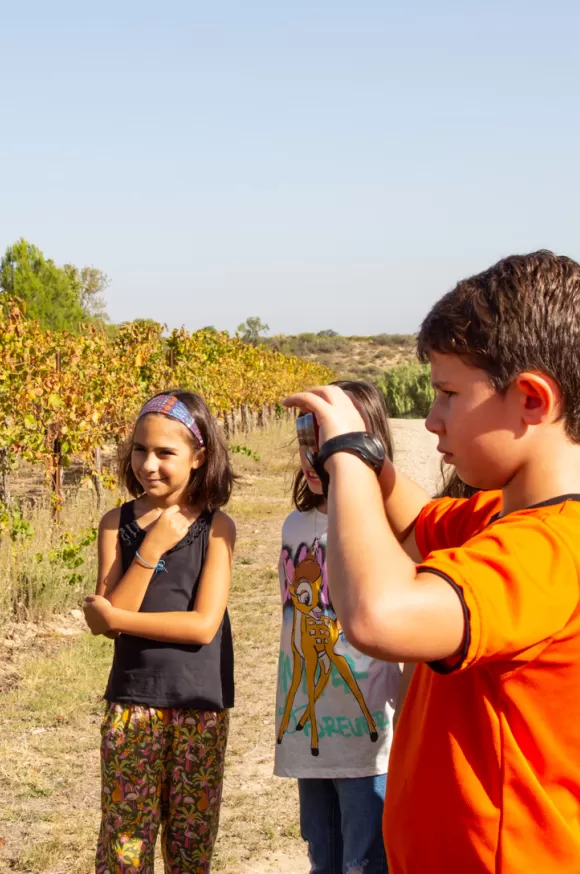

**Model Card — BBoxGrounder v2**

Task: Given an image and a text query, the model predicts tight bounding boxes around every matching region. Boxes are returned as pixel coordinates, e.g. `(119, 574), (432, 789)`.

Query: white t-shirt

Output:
(274, 508), (401, 778)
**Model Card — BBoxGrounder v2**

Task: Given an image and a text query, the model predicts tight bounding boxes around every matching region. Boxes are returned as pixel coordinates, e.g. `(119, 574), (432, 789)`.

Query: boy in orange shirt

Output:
(285, 250), (580, 873)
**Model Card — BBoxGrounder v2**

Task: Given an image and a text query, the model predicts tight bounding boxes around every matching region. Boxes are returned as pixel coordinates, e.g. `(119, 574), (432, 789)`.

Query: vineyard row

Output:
(0, 301), (332, 506)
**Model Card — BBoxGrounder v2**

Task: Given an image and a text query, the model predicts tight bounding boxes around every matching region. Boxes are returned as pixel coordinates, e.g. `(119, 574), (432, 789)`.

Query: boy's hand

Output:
(142, 506), (191, 560)
(83, 594), (116, 635)
(284, 385), (366, 447)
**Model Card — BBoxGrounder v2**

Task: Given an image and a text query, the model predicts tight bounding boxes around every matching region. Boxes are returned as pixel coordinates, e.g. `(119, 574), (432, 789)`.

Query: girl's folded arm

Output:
(107, 511), (236, 645)
(96, 508), (123, 598)
(95, 506), (158, 611)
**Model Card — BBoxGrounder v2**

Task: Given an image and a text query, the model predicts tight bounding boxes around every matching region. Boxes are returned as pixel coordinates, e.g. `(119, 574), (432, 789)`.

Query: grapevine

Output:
(0, 301), (332, 499)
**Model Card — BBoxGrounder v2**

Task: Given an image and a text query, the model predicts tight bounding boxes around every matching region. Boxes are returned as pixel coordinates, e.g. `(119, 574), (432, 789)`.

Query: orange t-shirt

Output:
(384, 491), (580, 874)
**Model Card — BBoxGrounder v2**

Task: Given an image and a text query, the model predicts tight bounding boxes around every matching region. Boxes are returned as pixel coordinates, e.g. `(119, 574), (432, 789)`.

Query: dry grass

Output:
(0, 489), (104, 624)
(0, 633), (111, 872)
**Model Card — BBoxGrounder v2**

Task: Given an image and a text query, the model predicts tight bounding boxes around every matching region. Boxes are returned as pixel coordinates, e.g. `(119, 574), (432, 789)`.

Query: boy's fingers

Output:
(283, 391), (325, 414)
(284, 385), (350, 414)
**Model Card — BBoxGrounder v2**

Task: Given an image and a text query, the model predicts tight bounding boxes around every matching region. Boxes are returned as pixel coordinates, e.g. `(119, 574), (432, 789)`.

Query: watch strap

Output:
(307, 432), (386, 497)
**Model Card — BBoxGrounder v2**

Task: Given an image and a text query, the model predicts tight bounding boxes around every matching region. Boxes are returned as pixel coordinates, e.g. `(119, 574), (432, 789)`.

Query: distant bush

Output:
(267, 333), (348, 357)
(372, 333), (416, 348)
(316, 338), (349, 354)
(360, 364), (382, 377)
(380, 362), (434, 418)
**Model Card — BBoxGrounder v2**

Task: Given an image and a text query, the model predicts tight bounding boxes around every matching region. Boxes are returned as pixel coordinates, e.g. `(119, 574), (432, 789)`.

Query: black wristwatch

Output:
(306, 432), (386, 497)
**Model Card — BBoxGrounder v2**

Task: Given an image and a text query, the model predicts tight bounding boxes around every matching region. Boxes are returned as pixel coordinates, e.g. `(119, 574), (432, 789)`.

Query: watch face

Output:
(367, 434), (386, 459)
(359, 434), (385, 469)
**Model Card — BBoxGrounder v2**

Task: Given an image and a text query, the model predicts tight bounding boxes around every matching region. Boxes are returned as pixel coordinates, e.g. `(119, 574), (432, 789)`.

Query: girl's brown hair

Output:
(435, 463), (479, 500)
(120, 389), (234, 510)
(292, 380), (394, 512)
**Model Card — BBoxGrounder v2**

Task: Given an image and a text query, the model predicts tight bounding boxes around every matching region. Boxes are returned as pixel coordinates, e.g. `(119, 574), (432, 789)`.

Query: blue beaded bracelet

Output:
(135, 550), (167, 573)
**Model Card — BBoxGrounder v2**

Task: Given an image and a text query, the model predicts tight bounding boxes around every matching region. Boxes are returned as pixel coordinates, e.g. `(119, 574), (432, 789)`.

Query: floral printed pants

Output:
(96, 702), (229, 874)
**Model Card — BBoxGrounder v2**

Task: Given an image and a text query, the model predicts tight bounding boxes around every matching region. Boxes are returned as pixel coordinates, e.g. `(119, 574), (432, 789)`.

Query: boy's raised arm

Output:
(326, 451), (465, 662)
(284, 386), (465, 663)
(378, 461), (431, 562)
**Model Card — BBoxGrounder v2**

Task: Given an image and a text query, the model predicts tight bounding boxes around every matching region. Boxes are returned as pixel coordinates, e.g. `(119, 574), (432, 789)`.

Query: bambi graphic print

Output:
(274, 509), (400, 779)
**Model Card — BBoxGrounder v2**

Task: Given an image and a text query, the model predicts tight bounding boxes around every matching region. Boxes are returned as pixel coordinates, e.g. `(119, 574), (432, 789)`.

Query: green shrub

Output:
(229, 444), (260, 462)
(380, 362), (434, 418)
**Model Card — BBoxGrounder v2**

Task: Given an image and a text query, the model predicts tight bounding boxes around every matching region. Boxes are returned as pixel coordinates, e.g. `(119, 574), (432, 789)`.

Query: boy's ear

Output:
(514, 371), (562, 425)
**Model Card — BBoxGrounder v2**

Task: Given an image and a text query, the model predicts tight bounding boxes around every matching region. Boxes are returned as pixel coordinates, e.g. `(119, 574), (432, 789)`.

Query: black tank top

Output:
(104, 501), (234, 710)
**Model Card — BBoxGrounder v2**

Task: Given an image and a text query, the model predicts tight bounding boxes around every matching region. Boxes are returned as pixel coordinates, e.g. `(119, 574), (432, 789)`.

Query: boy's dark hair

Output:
(293, 380), (394, 512)
(120, 389), (234, 510)
(417, 250), (580, 442)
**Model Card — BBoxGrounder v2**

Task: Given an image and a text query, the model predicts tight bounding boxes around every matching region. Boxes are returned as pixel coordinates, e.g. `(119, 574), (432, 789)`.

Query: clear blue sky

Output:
(2, 0), (579, 335)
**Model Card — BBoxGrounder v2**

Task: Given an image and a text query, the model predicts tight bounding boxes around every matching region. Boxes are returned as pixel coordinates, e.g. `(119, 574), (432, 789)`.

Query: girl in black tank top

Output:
(83, 390), (236, 874)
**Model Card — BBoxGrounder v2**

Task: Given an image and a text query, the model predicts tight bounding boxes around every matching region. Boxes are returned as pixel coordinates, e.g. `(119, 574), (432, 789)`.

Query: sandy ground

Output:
(390, 418), (440, 493)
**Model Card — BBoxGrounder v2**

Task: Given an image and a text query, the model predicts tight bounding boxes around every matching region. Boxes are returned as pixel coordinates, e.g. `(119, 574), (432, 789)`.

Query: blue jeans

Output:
(298, 775), (388, 874)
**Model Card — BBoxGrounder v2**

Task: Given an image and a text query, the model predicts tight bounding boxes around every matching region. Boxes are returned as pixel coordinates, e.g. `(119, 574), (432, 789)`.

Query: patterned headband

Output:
(138, 395), (205, 447)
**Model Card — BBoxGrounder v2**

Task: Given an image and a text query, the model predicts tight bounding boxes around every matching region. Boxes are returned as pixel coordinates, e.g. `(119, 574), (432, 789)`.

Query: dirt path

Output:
(390, 418), (440, 492)
(242, 851), (306, 873)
